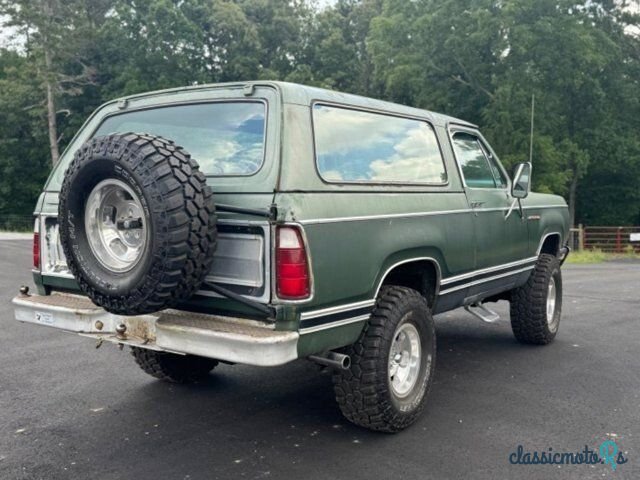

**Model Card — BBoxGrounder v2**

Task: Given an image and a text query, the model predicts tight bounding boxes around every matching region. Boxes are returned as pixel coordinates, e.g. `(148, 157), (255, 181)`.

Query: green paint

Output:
(34, 82), (569, 359)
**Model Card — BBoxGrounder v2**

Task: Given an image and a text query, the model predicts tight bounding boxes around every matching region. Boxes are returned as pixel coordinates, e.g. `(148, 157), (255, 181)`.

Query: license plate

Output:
(35, 311), (54, 325)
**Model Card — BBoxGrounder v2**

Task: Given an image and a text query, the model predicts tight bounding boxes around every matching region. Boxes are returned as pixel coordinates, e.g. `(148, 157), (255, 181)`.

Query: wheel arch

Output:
(537, 232), (562, 256)
(374, 255), (442, 308)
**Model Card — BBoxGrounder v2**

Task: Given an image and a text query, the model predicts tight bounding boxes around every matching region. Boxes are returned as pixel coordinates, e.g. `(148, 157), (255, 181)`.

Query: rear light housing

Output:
(276, 226), (310, 300)
(33, 218), (40, 270)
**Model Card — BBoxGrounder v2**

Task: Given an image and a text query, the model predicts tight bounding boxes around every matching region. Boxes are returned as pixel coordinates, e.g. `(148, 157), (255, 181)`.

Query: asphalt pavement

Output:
(0, 238), (638, 480)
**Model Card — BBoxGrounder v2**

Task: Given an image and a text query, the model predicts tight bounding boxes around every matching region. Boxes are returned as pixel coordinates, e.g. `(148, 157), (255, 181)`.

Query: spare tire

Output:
(58, 132), (217, 315)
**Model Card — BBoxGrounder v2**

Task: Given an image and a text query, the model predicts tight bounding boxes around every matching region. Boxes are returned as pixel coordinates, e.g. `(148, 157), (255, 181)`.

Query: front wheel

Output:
(510, 253), (563, 345)
(332, 286), (436, 432)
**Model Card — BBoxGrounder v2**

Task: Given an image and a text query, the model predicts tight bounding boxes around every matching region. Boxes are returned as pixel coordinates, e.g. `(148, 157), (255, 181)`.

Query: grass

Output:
(0, 218), (33, 232)
(0, 228), (32, 233)
(566, 248), (640, 264)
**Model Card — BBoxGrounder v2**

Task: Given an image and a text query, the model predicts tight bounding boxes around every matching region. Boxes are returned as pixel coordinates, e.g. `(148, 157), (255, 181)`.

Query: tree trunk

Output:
(44, 47), (60, 166)
(568, 170), (578, 228)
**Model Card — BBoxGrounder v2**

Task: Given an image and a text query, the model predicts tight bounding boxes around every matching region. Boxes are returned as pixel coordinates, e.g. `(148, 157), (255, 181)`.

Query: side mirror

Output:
(511, 162), (531, 199)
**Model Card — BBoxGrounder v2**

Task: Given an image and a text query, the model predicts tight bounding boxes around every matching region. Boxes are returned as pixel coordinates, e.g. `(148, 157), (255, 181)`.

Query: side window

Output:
(313, 104), (447, 184)
(480, 142), (508, 188)
(452, 132), (506, 189)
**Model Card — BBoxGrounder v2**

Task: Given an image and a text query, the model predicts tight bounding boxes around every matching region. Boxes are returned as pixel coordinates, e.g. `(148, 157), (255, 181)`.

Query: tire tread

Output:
(332, 286), (435, 432)
(130, 347), (218, 384)
(510, 254), (562, 345)
(59, 133), (217, 315)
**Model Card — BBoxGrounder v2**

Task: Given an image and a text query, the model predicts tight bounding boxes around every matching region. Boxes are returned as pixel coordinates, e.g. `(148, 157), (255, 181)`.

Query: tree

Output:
(367, 0), (640, 226)
(0, 0), (107, 165)
(0, 49), (50, 216)
(0, 0), (638, 225)
(287, 0), (382, 93)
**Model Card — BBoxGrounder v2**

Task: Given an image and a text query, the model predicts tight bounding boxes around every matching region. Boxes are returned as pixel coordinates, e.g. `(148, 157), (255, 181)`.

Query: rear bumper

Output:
(13, 293), (298, 366)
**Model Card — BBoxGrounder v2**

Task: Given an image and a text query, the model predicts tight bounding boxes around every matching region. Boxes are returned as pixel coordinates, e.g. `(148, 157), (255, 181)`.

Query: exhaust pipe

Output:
(308, 351), (351, 370)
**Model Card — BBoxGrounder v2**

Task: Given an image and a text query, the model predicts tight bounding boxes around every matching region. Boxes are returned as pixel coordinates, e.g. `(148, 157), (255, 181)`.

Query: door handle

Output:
(470, 201), (485, 209)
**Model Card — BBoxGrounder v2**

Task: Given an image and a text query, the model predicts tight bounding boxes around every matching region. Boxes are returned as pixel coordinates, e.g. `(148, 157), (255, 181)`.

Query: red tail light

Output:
(276, 226), (310, 300)
(33, 231), (40, 270)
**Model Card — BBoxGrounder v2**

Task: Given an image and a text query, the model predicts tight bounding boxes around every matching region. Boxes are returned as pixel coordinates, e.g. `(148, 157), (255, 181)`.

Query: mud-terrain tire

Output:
(332, 286), (436, 432)
(510, 253), (562, 345)
(130, 347), (218, 383)
(58, 133), (216, 315)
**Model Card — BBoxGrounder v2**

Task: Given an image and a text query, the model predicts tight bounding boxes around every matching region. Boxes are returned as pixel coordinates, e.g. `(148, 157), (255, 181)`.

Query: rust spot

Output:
(124, 317), (156, 342)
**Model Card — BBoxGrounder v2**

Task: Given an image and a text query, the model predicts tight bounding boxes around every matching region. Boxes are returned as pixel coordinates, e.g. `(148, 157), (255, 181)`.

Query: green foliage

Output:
(0, 49), (50, 215)
(368, 0), (640, 225)
(0, 0), (638, 225)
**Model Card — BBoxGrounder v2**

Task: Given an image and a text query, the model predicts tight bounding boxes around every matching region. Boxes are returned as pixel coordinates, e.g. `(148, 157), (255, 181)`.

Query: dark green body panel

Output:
(32, 81), (570, 360)
(296, 323), (366, 356)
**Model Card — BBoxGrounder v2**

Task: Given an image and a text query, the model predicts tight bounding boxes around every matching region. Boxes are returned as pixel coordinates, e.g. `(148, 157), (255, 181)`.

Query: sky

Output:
(0, 14), (20, 49)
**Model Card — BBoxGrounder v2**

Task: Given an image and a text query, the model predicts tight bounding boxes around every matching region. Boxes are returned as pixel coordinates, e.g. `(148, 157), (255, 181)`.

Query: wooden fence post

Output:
(616, 227), (622, 253)
(578, 224), (584, 251)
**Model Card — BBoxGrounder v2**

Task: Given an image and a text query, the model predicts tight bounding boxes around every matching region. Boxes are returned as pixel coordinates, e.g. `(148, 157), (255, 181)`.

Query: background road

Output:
(1, 238), (638, 480)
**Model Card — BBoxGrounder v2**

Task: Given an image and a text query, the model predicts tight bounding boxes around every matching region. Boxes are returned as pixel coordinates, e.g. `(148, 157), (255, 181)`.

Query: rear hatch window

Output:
(94, 101), (266, 176)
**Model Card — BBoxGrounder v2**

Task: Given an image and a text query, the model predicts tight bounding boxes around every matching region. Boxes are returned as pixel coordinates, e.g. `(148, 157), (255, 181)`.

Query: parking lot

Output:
(0, 237), (638, 480)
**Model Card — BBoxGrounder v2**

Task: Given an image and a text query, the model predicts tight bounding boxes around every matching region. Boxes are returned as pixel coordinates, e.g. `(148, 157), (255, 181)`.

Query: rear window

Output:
(83, 101), (265, 179)
(313, 104), (447, 184)
(93, 102), (265, 176)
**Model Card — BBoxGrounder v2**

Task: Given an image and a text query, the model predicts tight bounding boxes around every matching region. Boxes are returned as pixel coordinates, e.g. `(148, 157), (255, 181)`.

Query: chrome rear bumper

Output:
(13, 293), (298, 366)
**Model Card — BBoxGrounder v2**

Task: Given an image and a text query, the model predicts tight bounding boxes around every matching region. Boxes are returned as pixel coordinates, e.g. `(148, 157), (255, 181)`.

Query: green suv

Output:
(13, 81), (570, 432)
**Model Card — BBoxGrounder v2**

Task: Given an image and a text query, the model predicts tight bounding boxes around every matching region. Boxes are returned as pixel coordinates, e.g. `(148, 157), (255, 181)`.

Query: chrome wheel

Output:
(84, 179), (147, 273)
(388, 321), (422, 398)
(546, 276), (557, 325)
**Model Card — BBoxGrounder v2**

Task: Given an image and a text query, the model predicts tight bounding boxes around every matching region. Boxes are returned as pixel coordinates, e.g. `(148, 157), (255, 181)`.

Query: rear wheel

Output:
(510, 253), (562, 345)
(130, 347), (218, 384)
(332, 286), (436, 432)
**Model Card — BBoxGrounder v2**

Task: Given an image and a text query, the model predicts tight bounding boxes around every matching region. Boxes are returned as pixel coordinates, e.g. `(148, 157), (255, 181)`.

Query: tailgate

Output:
(37, 212), (272, 305)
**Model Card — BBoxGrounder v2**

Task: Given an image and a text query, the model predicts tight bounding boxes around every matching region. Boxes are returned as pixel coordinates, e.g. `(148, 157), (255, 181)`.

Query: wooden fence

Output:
(570, 225), (640, 253)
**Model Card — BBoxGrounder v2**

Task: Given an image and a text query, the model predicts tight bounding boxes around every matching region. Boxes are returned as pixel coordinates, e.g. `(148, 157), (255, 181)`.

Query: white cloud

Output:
(321, 169), (344, 181)
(314, 106), (405, 155)
(315, 105), (446, 183)
(368, 124), (445, 182)
(369, 154), (444, 183)
(191, 137), (263, 175)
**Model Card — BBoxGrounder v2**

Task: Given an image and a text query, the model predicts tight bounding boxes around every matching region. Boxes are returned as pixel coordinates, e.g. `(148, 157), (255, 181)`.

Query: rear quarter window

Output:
(313, 104), (447, 184)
